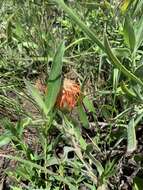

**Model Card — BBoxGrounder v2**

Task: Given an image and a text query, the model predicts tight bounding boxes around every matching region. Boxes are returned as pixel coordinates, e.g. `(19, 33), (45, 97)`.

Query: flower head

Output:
(35, 78), (80, 111)
(56, 78), (80, 110)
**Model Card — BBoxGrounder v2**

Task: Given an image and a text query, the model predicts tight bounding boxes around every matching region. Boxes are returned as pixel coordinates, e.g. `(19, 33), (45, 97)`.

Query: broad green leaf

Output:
(104, 34), (143, 88)
(127, 118), (137, 153)
(0, 134), (11, 147)
(123, 16), (136, 52)
(45, 42), (65, 113)
(24, 79), (48, 115)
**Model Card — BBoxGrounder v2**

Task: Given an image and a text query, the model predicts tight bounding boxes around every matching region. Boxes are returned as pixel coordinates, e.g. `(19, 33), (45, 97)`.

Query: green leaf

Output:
(133, 177), (143, 190)
(135, 15), (143, 50)
(24, 79), (48, 116)
(120, 0), (133, 13)
(6, 13), (15, 43)
(45, 42), (65, 113)
(0, 134), (11, 147)
(104, 34), (143, 87)
(127, 118), (137, 153)
(123, 16), (136, 52)
(113, 68), (119, 91)
(77, 103), (89, 128)
(86, 151), (104, 176)
(83, 96), (96, 113)
(112, 48), (130, 58)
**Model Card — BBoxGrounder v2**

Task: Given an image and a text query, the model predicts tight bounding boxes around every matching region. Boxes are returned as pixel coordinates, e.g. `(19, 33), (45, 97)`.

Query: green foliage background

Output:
(0, 0), (143, 189)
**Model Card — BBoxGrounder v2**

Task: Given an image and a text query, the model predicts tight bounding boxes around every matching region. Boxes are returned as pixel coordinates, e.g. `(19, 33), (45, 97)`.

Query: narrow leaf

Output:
(135, 15), (143, 50)
(77, 103), (89, 128)
(83, 96), (96, 113)
(45, 42), (65, 113)
(123, 16), (136, 52)
(86, 151), (104, 176)
(120, 0), (133, 13)
(127, 118), (137, 153)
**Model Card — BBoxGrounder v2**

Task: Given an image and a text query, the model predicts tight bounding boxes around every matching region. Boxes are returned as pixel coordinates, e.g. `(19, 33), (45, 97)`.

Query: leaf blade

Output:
(127, 118), (137, 153)
(45, 42), (65, 113)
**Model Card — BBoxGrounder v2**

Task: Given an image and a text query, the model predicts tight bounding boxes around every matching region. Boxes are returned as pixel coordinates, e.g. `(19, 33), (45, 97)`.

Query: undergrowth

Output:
(0, 0), (143, 190)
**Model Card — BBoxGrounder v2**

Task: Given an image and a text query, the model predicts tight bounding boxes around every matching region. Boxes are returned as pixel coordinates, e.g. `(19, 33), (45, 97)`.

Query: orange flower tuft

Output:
(35, 78), (80, 110)
(56, 78), (80, 110)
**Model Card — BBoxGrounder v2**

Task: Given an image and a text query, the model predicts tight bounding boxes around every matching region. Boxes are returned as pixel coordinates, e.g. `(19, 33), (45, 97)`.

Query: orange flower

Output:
(56, 78), (80, 110)
(35, 78), (80, 110)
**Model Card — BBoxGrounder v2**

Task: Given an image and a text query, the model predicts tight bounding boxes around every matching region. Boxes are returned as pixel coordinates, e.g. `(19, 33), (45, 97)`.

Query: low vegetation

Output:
(0, 0), (143, 189)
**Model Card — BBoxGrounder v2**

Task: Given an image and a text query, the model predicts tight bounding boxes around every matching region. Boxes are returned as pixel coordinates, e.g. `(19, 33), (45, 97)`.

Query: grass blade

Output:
(123, 16), (136, 52)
